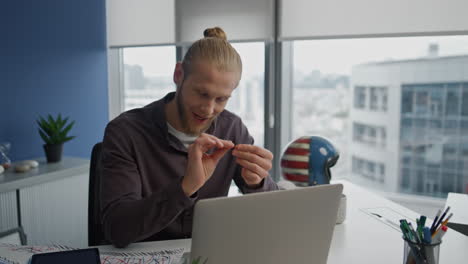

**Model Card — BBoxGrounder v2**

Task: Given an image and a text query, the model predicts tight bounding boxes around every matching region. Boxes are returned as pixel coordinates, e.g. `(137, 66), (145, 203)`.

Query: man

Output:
(101, 27), (278, 248)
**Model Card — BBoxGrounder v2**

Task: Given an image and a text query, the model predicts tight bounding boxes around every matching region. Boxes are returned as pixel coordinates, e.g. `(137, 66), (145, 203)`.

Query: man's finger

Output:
(191, 136), (217, 153)
(232, 150), (271, 171)
(241, 168), (262, 183)
(235, 144), (273, 160)
(203, 133), (234, 149)
(211, 145), (234, 163)
(236, 158), (268, 179)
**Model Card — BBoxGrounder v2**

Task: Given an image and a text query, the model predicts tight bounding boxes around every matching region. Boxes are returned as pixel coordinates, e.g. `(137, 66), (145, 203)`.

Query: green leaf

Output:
(47, 114), (58, 132)
(38, 129), (51, 144)
(38, 117), (52, 137)
(61, 121), (75, 137)
(37, 114), (76, 144)
(61, 117), (69, 130)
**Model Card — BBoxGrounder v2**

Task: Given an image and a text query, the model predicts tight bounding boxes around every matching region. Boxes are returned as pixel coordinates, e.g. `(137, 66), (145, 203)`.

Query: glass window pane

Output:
(122, 46), (176, 111)
(291, 35), (468, 198)
(446, 85), (460, 116)
(227, 42), (265, 147)
(402, 90), (413, 114)
(354, 86), (366, 109)
(462, 90), (468, 116)
(121, 43), (265, 147)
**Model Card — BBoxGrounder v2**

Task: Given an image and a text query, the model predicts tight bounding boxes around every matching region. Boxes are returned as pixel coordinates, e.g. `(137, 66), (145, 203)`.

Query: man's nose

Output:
(201, 99), (215, 116)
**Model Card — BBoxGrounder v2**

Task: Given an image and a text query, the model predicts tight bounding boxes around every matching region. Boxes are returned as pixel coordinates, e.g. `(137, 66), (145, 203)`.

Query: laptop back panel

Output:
(191, 184), (343, 264)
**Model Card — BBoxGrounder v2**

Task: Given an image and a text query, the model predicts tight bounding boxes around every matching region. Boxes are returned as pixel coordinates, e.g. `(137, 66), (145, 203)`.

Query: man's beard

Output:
(175, 88), (213, 136)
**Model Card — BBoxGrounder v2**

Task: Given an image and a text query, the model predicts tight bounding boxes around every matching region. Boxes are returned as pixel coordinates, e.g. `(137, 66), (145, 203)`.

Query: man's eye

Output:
(217, 97), (228, 103)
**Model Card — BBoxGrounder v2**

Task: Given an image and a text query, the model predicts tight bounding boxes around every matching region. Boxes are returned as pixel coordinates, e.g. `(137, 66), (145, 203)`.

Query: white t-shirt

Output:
(167, 122), (197, 149)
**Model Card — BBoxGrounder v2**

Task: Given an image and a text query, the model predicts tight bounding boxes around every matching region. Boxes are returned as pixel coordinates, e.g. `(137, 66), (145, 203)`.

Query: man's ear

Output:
(173, 62), (184, 87)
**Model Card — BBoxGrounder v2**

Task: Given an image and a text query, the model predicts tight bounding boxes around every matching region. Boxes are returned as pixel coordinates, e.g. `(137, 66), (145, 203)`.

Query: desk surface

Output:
(0, 157), (89, 193)
(98, 180), (468, 264)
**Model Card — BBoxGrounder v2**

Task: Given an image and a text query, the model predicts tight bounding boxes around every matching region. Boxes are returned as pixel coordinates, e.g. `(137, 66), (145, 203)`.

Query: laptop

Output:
(190, 183), (343, 264)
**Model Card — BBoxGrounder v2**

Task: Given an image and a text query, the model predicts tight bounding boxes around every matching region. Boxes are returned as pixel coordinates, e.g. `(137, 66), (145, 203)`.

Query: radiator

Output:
(19, 173), (88, 248)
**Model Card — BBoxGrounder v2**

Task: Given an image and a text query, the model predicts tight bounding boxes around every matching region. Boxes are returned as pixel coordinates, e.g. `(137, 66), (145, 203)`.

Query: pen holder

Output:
(403, 238), (441, 264)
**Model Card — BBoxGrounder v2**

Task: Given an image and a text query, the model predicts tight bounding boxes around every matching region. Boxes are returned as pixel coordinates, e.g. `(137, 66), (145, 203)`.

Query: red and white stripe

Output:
(281, 137), (311, 183)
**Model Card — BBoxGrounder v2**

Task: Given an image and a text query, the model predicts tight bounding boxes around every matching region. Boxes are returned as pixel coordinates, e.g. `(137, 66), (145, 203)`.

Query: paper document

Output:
(100, 248), (185, 264)
(0, 243), (185, 264)
(361, 207), (412, 231)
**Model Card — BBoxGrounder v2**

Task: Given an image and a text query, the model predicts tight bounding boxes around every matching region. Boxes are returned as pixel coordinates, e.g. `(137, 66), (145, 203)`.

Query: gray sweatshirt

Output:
(101, 92), (278, 248)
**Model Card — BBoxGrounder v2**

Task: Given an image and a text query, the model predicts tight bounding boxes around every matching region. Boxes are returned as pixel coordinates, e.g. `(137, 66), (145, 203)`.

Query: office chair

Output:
(88, 142), (107, 246)
(0, 227), (27, 245)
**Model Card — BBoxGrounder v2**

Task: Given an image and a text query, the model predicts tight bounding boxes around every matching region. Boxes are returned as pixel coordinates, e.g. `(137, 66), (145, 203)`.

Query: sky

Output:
(123, 35), (468, 78)
(294, 35), (468, 75)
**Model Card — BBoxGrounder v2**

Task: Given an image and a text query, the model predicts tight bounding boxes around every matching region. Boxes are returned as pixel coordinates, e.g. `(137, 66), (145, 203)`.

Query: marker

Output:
(416, 218), (423, 241)
(408, 223), (420, 243)
(441, 213), (453, 226)
(400, 220), (413, 241)
(430, 209), (442, 233)
(434, 206), (450, 233)
(400, 223), (411, 241)
(420, 215), (427, 227)
(432, 225), (448, 242)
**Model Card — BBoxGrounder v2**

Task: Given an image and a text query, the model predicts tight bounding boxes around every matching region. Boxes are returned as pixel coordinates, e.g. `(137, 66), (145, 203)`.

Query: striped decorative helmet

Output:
(281, 136), (339, 186)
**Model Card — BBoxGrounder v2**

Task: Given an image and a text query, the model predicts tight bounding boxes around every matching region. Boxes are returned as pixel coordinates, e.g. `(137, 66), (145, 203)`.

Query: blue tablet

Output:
(30, 248), (100, 264)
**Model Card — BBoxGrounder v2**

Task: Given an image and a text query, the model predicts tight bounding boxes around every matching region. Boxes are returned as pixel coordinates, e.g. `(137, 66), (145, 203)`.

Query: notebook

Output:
(30, 248), (100, 264)
(190, 183), (343, 264)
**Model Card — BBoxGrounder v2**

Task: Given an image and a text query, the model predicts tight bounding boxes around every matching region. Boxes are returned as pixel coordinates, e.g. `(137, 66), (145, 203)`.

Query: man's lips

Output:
(193, 113), (210, 123)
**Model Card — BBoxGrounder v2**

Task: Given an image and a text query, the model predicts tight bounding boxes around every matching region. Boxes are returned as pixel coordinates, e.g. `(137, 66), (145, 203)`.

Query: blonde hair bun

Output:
(203, 27), (227, 41)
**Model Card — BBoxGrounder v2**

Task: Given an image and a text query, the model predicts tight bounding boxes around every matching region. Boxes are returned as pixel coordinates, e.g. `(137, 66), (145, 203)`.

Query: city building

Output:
(349, 48), (468, 197)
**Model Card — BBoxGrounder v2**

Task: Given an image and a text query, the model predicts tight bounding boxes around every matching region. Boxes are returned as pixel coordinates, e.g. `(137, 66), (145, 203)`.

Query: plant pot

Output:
(43, 143), (63, 163)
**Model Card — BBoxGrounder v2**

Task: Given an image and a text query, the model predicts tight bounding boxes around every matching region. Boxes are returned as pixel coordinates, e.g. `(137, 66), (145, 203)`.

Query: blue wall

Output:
(1, 0), (109, 161)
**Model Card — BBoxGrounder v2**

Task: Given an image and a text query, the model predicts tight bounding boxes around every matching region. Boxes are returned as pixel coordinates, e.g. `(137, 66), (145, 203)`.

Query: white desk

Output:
(98, 180), (468, 263)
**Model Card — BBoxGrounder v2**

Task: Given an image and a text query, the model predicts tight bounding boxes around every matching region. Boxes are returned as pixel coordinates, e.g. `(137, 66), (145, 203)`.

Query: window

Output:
(380, 87), (388, 111)
(290, 35), (468, 197)
(402, 90), (413, 114)
(370, 87), (377, 110)
(352, 156), (385, 183)
(119, 43), (265, 146)
(415, 90), (429, 115)
(430, 85), (443, 117)
(354, 86), (366, 109)
(352, 122), (386, 147)
(446, 84), (460, 116)
(226, 42), (265, 147)
(122, 46), (176, 111)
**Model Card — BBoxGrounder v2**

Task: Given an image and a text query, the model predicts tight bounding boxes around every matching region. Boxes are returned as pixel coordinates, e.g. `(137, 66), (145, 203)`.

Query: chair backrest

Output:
(0, 227), (27, 245)
(88, 142), (107, 246)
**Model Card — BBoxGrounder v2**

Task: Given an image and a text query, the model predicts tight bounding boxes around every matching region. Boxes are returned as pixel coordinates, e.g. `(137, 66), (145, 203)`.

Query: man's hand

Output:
(182, 133), (234, 197)
(232, 144), (273, 188)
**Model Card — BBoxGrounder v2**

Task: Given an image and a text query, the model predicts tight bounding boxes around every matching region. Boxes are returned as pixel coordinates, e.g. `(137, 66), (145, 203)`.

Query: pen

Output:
(441, 213), (453, 226)
(430, 209), (441, 233)
(433, 206), (450, 233)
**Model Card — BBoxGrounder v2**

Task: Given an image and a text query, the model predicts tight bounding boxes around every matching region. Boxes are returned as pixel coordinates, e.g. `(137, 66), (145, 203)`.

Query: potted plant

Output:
(37, 114), (76, 163)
